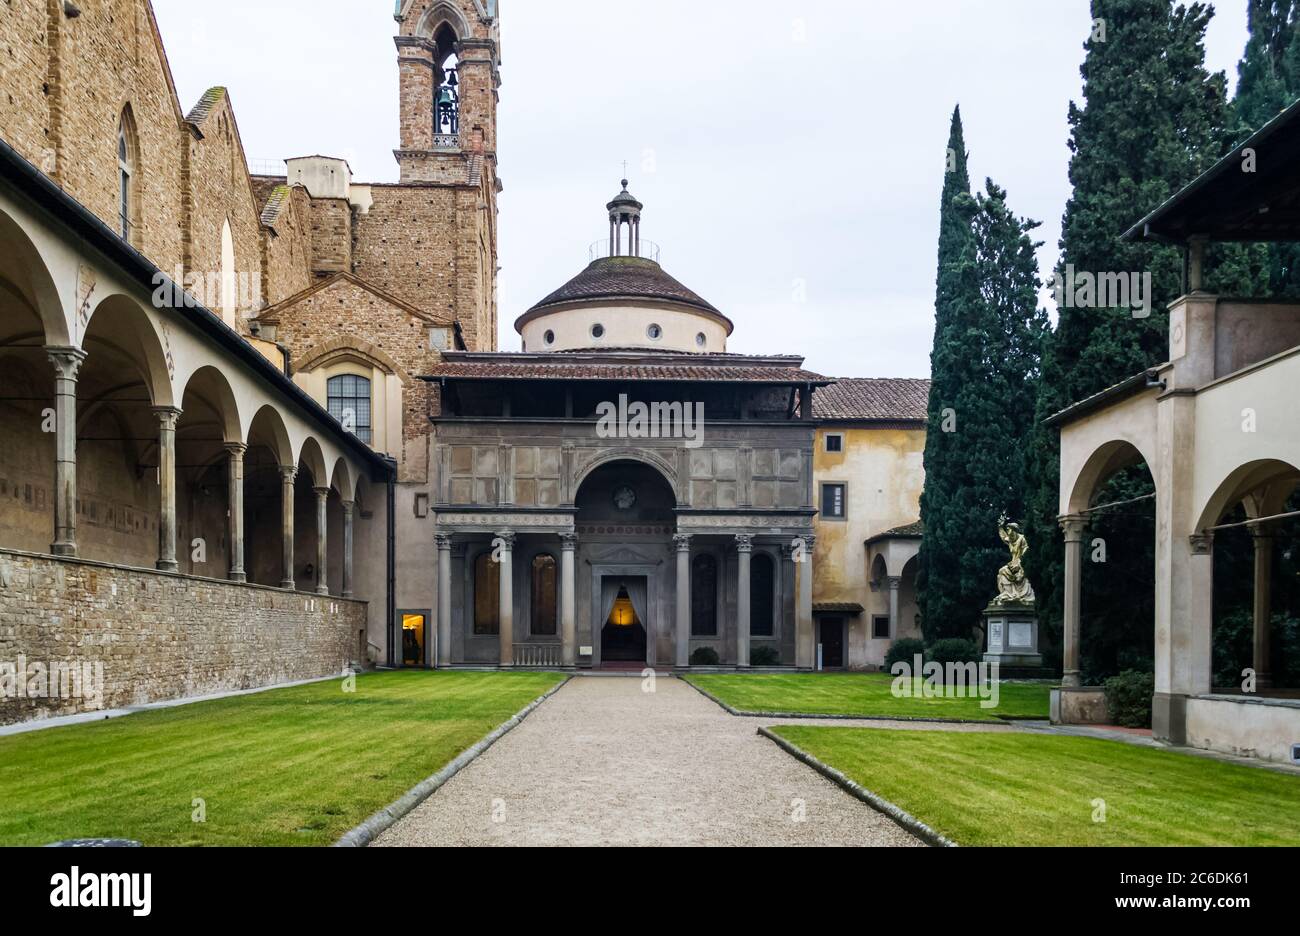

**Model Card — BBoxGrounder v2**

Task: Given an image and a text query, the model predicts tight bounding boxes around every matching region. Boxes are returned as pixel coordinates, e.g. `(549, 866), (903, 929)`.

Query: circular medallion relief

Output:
(613, 485), (637, 511)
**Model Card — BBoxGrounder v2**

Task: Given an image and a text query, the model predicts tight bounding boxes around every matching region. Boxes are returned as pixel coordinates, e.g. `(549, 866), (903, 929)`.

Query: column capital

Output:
(1189, 532), (1214, 555)
(46, 346), (88, 381)
(313, 485), (331, 499)
(559, 531), (579, 551)
(223, 442), (248, 458)
(152, 405), (183, 430)
(672, 533), (693, 552)
(341, 499), (355, 516)
(734, 533), (754, 553)
(887, 575), (903, 591)
(1249, 520), (1278, 542)
(279, 465), (298, 483)
(1059, 515), (1089, 542)
(494, 531), (516, 550)
(435, 532), (455, 550)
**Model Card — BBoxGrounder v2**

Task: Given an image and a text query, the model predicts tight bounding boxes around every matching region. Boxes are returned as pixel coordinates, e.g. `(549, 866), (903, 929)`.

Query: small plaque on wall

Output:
(579, 646), (593, 657)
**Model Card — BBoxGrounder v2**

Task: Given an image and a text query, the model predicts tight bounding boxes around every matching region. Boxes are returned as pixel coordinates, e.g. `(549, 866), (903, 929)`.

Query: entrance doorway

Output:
(599, 578), (649, 664)
(819, 617), (845, 669)
(400, 611), (430, 667)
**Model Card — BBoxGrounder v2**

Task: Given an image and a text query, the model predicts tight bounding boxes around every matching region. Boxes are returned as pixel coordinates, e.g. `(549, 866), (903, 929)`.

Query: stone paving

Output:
(375, 674), (930, 847)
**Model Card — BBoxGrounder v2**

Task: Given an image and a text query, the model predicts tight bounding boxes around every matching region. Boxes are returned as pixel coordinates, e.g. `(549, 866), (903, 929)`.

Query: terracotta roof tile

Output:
(426, 352), (828, 384)
(814, 378), (930, 421)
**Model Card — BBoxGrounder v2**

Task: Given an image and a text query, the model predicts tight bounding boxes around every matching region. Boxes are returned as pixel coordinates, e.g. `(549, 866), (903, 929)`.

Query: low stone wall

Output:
(1050, 687), (1108, 725)
(0, 549), (367, 726)
(1185, 695), (1300, 765)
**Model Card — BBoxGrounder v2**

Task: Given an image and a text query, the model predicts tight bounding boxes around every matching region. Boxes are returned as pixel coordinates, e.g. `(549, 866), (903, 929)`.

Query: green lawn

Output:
(773, 726), (1300, 846)
(684, 673), (1050, 722)
(0, 670), (563, 847)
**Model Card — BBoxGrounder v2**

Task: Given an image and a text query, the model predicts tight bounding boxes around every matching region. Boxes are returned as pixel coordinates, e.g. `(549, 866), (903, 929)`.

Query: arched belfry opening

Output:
(433, 23), (460, 137)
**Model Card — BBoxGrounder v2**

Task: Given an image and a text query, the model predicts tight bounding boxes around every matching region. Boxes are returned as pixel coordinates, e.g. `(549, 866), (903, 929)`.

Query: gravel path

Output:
(374, 675), (923, 847)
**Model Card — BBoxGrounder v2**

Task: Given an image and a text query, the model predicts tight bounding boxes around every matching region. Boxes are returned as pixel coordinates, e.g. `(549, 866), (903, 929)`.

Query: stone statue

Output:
(993, 513), (1035, 606)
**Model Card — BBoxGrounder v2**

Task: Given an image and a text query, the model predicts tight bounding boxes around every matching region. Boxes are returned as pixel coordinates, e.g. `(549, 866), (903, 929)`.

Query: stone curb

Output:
(757, 726), (958, 848)
(679, 677), (1010, 726)
(333, 675), (571, 847)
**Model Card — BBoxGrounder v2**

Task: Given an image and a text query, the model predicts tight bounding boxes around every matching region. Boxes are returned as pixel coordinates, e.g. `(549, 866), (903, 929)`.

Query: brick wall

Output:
(0, 548), (366, 725)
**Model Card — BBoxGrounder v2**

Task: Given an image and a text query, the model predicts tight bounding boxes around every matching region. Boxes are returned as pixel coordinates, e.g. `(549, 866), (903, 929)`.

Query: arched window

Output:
(530, 554), (558, 637)
(691, 553), (718, 637)
(220, 218), (236, 327)
(473, 552), (499, 636)
(751, 553), (775, 637)
(117, 108), (139, 244)
(327, 374), (372, 444)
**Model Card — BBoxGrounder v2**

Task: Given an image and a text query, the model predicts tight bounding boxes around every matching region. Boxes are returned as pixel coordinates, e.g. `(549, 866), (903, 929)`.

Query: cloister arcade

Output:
(0, 181), (384, 602)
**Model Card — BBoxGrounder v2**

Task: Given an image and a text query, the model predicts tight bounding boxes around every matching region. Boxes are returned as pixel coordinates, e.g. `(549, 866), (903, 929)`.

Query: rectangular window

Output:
(825, 434), (844, 454)
(328, 374), (374, 444)
(821, 483), (847, 520)
(872, 615), (891, 640)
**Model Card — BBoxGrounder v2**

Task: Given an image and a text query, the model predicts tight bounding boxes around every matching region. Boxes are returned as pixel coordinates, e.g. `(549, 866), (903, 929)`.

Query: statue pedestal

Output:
(983, 602), (1042, 668)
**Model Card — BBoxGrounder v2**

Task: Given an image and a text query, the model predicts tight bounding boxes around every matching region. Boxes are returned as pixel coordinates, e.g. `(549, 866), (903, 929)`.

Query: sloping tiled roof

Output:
(813, 378), (930, 421)
(425, 352), (829, 384)
(527, 257), (723, 317)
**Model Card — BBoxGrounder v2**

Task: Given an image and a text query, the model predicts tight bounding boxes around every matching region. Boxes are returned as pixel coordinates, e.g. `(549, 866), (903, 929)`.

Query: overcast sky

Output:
(152, 1), (1249, 378)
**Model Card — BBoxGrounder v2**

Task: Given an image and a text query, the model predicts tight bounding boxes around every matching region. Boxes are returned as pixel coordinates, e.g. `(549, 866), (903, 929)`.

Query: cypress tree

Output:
(917, 107), (1049, 641)
(1024, 0), (1251, 678)
(1235, 1), (1300, 296)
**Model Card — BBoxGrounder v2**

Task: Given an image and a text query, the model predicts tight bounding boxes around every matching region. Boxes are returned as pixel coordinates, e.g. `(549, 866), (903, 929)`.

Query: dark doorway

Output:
(819, 617), (845, 669)
(601, 584), (648, 663)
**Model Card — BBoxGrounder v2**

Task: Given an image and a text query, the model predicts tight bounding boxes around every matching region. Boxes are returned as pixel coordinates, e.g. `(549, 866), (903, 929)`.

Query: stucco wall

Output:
(813, 425), (925, 669)
(1185, 695), (1300, 765)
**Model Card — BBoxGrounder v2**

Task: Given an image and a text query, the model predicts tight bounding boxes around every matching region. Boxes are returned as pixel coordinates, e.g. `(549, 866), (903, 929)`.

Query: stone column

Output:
(154, 406), (182, 573)
(1251, 525), (1274, 689)
(795, 534), (816, 669)
(279, 466), (296, 590)
(313, 486), (330, 596)
(225, 443), (247, 583)
(341, 500), (355, 598)
(560, 532), (578, 668)
(674, 533), (692, 668)
(47, 347), (87, 557)
(887, 576), (902, 640)
(496, 531), (515, 667)
(436, 533), (453, 667)
(735, 534), (754, 668)
(1060, 516), (1089, 688)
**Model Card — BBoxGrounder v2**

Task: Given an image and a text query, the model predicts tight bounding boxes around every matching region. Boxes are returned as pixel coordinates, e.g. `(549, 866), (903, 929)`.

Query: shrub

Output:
(750, 645), (781, 667)
(1104, 670), (1155, 728)
(885, 638), (927, 671)
(925, 638), (981, 667)
(690, 646), (721, 666)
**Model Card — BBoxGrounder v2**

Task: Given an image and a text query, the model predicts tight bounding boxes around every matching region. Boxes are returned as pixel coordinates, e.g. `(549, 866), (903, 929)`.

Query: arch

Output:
(1066, 439), (1157, 515)
(81, 294), (174, 406)
(329, 456), (355, 502)
(573, 448), (679, 498)
(1195, 459), (1300, 531)
(415, 2), (472, 50)
(0, 205), (68, 345)
(178, 365), (241, 444)
(246, 404), (293, 468)
(296, 435), (329, 488)
(294, 338), (407, 382)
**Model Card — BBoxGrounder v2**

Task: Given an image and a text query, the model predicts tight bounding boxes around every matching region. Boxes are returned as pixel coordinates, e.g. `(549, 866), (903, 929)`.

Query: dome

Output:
(515, 182), (733, 354)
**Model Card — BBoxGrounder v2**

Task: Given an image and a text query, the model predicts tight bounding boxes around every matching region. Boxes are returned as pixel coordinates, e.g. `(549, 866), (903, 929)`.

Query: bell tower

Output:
(391, 0), (501, 351)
